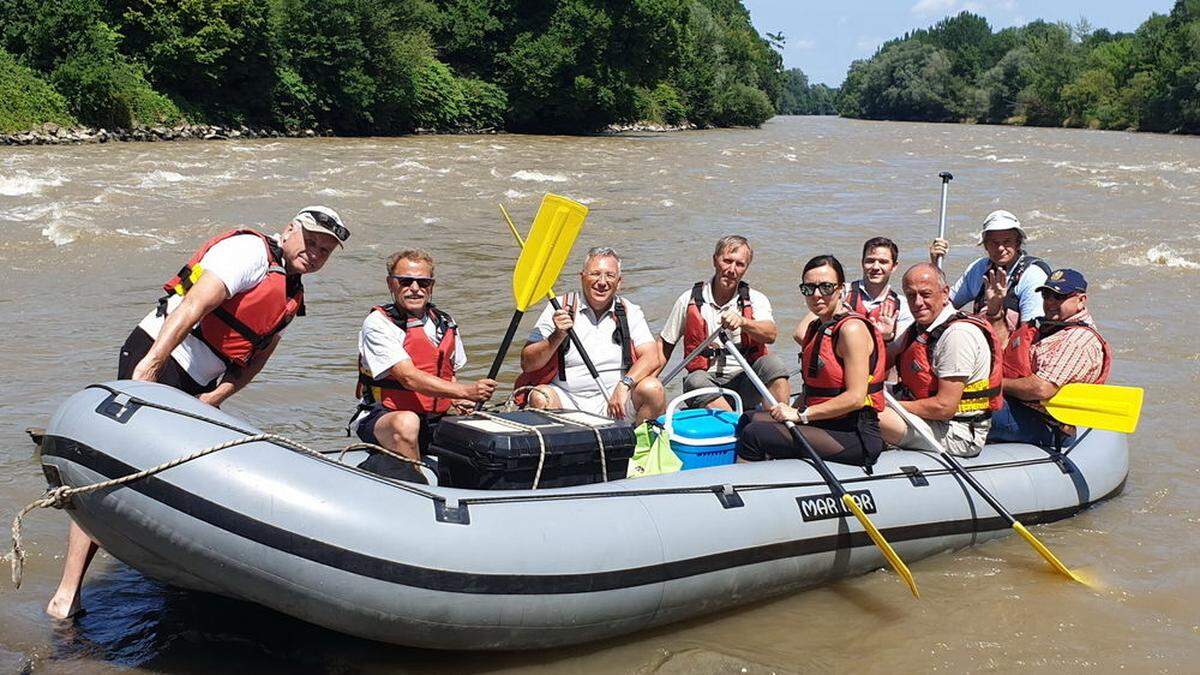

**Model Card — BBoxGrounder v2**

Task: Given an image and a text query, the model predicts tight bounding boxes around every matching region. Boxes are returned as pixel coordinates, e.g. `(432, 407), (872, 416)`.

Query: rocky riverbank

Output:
(0, 122), (321, 146)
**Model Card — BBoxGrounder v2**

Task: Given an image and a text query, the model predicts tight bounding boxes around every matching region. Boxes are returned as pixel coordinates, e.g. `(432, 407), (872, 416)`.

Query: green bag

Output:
(626, 421), (683, 478)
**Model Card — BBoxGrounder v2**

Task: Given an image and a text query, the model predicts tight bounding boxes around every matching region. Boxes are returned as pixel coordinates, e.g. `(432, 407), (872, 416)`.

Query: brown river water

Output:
(1, 116), (1197, 673)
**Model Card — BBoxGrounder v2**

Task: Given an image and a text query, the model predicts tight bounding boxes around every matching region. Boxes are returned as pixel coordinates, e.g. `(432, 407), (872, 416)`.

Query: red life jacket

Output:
(1003, 319), (1112, 384)
(683, 281), (767, 372)
(846, 283), (901, 326)
(896, 311), (1003, 417)
(513, 294), (637, 405)
(161, 229), (305, 368)
(800, 313), (886, 412)
(357, 304), (458, 414)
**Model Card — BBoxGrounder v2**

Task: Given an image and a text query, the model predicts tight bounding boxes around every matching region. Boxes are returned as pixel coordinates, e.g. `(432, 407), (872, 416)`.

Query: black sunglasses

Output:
(1040, 289), (1080, 300)
(799, 282), (839, 297)
(302, 210), (350, 242)
(389, 275), (434, 289)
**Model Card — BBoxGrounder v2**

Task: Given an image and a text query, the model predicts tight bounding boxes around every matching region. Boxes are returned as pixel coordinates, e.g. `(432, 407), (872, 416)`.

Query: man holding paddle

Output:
(658, 235), (789, 410)
(518, 247), (665, 423)
(986, 268), (1112, 445)
(350, 249), (497, 475)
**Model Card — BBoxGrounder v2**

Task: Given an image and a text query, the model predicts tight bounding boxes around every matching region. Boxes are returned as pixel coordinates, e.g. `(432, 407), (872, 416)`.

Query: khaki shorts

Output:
(896, 414), (990, 458)
(542, 383), (634, 420)
(682, 353), (791, 410)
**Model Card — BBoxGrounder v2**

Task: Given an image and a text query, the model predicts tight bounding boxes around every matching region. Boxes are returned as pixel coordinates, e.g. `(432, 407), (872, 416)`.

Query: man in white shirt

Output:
(880, 263), (1003, 458)
(351, 249), (497, 469)
(518, 247), (665, 423)
(48, 206), (348, 620)
(658, 235), (789, 410)
(929, 209), (1050, 329)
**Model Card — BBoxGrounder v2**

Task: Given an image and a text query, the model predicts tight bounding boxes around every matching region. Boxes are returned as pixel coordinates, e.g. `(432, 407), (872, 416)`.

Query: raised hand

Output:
(874, 303), (898, 341)
(983, 266), (1009, 317)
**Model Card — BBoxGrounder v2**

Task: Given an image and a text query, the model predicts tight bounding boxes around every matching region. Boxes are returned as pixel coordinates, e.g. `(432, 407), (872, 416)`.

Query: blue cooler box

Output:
(657, 387), (743, 470)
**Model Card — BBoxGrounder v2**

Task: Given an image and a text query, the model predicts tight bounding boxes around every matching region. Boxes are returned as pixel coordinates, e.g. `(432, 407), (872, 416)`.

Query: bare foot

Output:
(46, 589), (81, 619)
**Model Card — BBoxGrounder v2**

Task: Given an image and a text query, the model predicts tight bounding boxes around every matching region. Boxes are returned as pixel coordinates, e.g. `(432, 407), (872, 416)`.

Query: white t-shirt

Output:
(659, 281), (774, 378)
(137, 233), (273, 385)
(358, 308), (468, 382)
(527, 296), (654, 396)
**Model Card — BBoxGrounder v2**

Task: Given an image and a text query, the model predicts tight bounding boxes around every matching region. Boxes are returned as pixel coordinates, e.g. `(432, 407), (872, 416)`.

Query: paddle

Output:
(882, 390), (1085, 584)
(478, 194), (589, 410)
(499, 203), (612, 400)
(718, 331), (920, 598)
(659, 327), (722, 387)
(934, 171), (953, 269)
(1043, 382), (1143, 434)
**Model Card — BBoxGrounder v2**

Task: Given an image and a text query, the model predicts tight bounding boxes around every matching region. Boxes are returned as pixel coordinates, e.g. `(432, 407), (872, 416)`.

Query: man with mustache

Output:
(658, 235), (789, 410)
(48, 206), (349, 619)
(350, 249), (497, 477)
(518, 247), (665, 423)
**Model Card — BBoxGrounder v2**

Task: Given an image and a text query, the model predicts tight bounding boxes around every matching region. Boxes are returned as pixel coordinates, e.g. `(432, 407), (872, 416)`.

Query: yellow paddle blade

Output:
(1011, 521), (1087, 585)
(512, 194), (588, 311)
(1044, 382), (1144, 434)
(501, 203), (559, 302)
(842, 494), (920, 598)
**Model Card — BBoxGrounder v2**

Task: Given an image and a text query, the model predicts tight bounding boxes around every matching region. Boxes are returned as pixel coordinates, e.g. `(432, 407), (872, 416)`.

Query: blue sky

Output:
(743, 1), (1178, 86)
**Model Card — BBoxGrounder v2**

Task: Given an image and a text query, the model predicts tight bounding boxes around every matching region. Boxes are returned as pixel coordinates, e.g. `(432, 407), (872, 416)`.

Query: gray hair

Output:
(583, 246), (621, 273)
(713, 235), (753, 262)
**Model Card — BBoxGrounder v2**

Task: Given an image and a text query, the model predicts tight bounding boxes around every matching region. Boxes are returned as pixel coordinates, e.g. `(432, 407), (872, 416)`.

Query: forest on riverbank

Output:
(0, 0), (782, 135)
(836, 1), (1200, 134)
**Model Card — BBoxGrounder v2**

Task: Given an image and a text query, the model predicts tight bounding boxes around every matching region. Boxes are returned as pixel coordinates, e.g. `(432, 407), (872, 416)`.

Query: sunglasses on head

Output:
(389, 275), (434, 289)
(799, 281), (839, 297)
(302, 210), (350, 242)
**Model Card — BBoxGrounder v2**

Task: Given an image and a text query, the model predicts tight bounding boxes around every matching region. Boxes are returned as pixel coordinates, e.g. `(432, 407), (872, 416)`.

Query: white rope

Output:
(475, 411), (549, 490)
(536, 410), (609, 483)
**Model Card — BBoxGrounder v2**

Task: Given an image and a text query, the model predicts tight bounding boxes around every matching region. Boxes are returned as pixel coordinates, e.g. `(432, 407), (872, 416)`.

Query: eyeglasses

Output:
(389, 275), (434, 289)
(302, 210), (350, 242)
(584, 271), (619, 282)
(799, 282), (839, 297)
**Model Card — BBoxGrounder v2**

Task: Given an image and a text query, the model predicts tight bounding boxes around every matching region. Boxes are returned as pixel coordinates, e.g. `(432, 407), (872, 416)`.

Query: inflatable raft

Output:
(39, 381), (1127, 650)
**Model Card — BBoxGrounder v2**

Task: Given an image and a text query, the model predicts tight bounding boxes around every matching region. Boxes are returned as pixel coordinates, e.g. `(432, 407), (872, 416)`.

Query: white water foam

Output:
(1027, 209), (1073, 224)
(421, 217), (439, 225)
(0, 170), (68, 196)
(1137, 245), (1200, 270)
(510, 170), (568, 183)
(504, 189), (528, 199)
(41, 221), (77, 246)
(660, 199), (675, 207)
(380, 199), (402, 207)
(136, 170), (187, 189)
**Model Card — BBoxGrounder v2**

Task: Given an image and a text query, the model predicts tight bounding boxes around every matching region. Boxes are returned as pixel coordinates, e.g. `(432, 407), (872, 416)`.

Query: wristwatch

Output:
(798, 408), (810, 425)
(619, 375), (636, 390)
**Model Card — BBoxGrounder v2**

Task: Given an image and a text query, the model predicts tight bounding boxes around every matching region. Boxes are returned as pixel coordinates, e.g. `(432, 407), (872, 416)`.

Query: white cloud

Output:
(793, 39), (816, 50)
(911, 0), (958, 14)
(856, 37), (881, 52)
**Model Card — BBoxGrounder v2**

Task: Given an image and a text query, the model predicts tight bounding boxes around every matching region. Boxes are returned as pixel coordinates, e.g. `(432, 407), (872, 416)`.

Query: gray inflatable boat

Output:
(39, 381), (1127, 650)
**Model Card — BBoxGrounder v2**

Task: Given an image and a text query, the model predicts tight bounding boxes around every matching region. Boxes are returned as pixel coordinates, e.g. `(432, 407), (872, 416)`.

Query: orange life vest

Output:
(357, 304), (457, 414)
(1003, 319), (1111, 384)
(513, 294), (637, 405)
(896, 311), (1003, 417)
(846, 283), (900, 326)
(161, 229), (305, 368)
(683, 281), (767, 372)
(800, 313), (886, 412)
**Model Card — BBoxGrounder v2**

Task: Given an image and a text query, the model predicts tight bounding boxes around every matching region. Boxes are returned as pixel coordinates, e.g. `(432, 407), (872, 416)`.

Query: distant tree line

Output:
(775, 68), (837, 115)
(0, 0), (783, 134)
(836, 1), (1200, 133)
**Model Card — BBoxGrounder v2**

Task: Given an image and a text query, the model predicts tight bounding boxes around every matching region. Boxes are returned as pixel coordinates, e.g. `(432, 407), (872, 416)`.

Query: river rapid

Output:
(1, 117), (1197, 673)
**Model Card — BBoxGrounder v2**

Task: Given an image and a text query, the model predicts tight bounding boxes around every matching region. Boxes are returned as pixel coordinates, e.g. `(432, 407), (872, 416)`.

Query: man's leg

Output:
(46, 521), (98, 619)
(526, 385), (562, 410)
(631, 376), (666, 424)
(987, 399), (1058, 446)
(752, 354), (792, 409)
(373, 410), (423, 461)
(682, 370), (729, 410)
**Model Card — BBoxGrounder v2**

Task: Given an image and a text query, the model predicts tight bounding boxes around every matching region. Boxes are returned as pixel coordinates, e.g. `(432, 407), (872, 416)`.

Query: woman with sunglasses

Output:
(736, 255), (887, 468)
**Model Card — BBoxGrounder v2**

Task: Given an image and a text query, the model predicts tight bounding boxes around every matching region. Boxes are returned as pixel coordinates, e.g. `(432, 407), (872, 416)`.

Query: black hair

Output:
(802, 254), (845, 285)
(862, 237), (899, 263)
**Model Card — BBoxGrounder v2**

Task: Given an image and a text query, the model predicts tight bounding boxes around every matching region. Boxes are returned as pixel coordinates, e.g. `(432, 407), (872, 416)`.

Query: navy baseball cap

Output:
(1037, 268), (1087, 295)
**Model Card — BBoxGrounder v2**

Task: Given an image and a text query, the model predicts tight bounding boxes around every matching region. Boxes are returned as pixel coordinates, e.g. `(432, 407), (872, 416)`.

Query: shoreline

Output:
(1, 121), (699, 147)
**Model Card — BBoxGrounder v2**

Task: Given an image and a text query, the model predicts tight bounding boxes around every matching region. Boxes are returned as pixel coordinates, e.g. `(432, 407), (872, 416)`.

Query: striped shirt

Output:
(1031, 310), (1106, 387)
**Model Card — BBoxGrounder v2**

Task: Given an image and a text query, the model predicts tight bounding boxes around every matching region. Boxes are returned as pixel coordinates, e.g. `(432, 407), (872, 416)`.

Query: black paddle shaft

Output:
(548, 296), (603, 381)
(477, 309), (524, 411)
(936, 450), (1017, 526)
(716, 331), (848, 500)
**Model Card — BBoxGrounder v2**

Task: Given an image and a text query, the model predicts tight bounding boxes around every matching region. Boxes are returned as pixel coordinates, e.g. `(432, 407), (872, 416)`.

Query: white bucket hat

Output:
(977, 209), (1025, 244)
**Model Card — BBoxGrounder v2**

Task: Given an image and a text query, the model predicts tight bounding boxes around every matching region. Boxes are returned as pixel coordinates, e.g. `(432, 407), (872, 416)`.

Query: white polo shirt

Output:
(527, 296), (654, 396)
(659, 281), (774, 379)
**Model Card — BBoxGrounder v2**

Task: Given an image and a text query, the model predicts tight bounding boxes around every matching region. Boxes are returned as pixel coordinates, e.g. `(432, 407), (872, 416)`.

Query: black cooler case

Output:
(429, 409), (635, 489)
